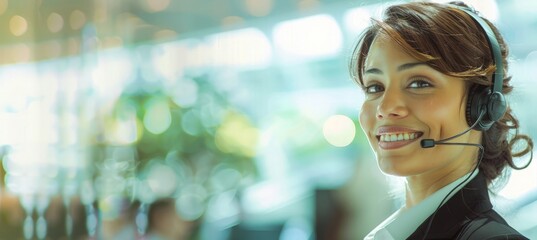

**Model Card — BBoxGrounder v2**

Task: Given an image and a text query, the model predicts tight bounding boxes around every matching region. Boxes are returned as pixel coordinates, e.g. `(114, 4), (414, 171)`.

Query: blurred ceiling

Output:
(0, 0), (536, 64)
(0, 0), (383, 63)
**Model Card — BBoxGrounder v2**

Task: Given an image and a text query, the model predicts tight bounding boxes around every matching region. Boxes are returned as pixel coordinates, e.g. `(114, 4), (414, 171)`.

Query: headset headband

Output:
(453, 5), (503, 93)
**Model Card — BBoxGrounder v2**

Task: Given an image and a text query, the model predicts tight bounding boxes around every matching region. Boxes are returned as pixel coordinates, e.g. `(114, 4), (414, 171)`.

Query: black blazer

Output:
(406, 172), (528, 240)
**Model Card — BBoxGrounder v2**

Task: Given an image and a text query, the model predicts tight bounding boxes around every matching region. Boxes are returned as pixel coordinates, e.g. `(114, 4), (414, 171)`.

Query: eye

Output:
(364, 83), (384, 94)
(408, 79), (432, 89)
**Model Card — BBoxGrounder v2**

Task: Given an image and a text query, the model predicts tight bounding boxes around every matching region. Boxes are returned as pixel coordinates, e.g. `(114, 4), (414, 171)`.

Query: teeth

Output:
(380, 133), (418, 142)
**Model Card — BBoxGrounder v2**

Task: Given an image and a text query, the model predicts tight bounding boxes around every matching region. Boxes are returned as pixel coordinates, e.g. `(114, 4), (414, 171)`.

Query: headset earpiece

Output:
(487, 90), (507, 122)
(466, 84), (506, 131)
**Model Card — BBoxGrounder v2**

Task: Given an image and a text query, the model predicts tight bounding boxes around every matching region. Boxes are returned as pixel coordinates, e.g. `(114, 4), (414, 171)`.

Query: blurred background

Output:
(0, 0), (536, 239)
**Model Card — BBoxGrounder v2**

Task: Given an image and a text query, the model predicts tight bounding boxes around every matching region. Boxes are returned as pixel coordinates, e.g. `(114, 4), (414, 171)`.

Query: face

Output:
(359, 35), (480, 177)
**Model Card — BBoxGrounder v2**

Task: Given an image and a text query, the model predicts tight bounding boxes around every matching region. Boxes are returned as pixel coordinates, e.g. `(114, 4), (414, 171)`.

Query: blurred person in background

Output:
(350, 1), (534, 239)
(100, 198), (137, 239)
(146, 198), (196, 240)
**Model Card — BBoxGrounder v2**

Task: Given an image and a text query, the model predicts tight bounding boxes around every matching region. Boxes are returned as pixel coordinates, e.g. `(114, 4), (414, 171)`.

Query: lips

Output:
(376, 126), (424, 150)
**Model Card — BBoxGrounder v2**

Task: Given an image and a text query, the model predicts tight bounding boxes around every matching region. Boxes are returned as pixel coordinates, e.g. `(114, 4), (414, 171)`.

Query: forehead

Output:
(364, 35), (418, 67)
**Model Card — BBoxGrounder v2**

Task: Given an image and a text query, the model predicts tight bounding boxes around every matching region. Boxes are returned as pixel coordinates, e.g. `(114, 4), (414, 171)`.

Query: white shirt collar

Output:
(364, 170), (479, 240)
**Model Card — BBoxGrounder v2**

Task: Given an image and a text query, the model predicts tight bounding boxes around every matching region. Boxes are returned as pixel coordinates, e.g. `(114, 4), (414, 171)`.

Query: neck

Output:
(404, 165), (474, 208)
(404, 130), (482, 208)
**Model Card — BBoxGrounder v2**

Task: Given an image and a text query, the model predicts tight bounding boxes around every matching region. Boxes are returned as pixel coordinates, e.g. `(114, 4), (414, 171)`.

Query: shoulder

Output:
(456, 215), (528, 240)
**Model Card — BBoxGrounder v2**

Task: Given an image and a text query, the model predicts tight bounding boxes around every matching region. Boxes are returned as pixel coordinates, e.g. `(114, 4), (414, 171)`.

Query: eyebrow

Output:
(364, 62), (428, 75)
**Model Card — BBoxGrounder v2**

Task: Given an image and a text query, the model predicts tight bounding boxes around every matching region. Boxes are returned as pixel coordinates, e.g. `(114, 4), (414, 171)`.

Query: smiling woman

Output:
(350, 1), (533, 240)
(360, 36), (474, 179)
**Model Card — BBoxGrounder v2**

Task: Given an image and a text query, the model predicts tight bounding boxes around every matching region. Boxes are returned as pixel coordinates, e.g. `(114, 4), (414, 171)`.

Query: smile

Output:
(380, 132), (419, 142)
(376, 131), (424, 149)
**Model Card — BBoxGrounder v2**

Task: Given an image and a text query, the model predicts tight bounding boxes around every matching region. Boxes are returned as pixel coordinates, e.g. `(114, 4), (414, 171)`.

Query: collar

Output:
(407, 171), (493, 239)
(365, 170), (479, 240)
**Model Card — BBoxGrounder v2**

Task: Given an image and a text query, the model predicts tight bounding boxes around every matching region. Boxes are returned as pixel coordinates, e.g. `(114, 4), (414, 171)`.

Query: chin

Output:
(377, 158), (423, 177)
(379, 168), (408, 177)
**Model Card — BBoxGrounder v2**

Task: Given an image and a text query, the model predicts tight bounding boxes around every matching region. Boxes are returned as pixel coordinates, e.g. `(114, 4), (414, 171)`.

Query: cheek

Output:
(420, 98), (451, 115)
(359, 102), (376, 136)
(417, 98), (466, 131)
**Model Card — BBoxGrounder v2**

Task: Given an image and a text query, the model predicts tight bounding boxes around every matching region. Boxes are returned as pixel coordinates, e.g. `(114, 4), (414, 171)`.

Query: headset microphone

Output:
(420, 110), (485, 149)
(419, 109), (485, 240)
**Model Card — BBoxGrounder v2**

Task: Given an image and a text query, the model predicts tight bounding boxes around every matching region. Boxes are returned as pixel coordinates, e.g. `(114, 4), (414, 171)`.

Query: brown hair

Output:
(350, 1), (533, 185)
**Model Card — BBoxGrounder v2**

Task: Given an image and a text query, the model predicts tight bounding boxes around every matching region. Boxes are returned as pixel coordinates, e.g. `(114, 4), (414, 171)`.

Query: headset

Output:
(420, 5), (507, 146)
(421, 5), (508, 239)
(461, 5), (507, 131)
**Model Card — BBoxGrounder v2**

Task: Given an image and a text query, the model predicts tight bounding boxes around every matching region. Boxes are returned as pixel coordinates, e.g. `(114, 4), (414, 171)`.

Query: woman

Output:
(350, 1), (534, 239)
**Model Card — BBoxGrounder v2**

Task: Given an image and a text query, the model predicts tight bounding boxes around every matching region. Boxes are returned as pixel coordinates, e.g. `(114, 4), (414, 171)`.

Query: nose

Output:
(377, 88), (408, 120)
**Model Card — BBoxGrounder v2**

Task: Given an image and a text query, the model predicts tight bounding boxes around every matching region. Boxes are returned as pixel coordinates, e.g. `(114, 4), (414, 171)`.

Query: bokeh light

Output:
(0, 0), (7, 15)
(181, 109), (202, 136)
(9, 15), (28, 36)
(322, 114), (356, 147)
(171, 78), (198, 108)
(47, 12), (64, 33)
(143, 98), (172, 135)
(243, 0), (273, 17)
(107, 102), (141, 145)
(176, 184), (206, 221)
(69, 10), (86, 30)
(215, 111), (259, 157)
(146, 162), (178, 198)
(144, 0), (170, 12)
